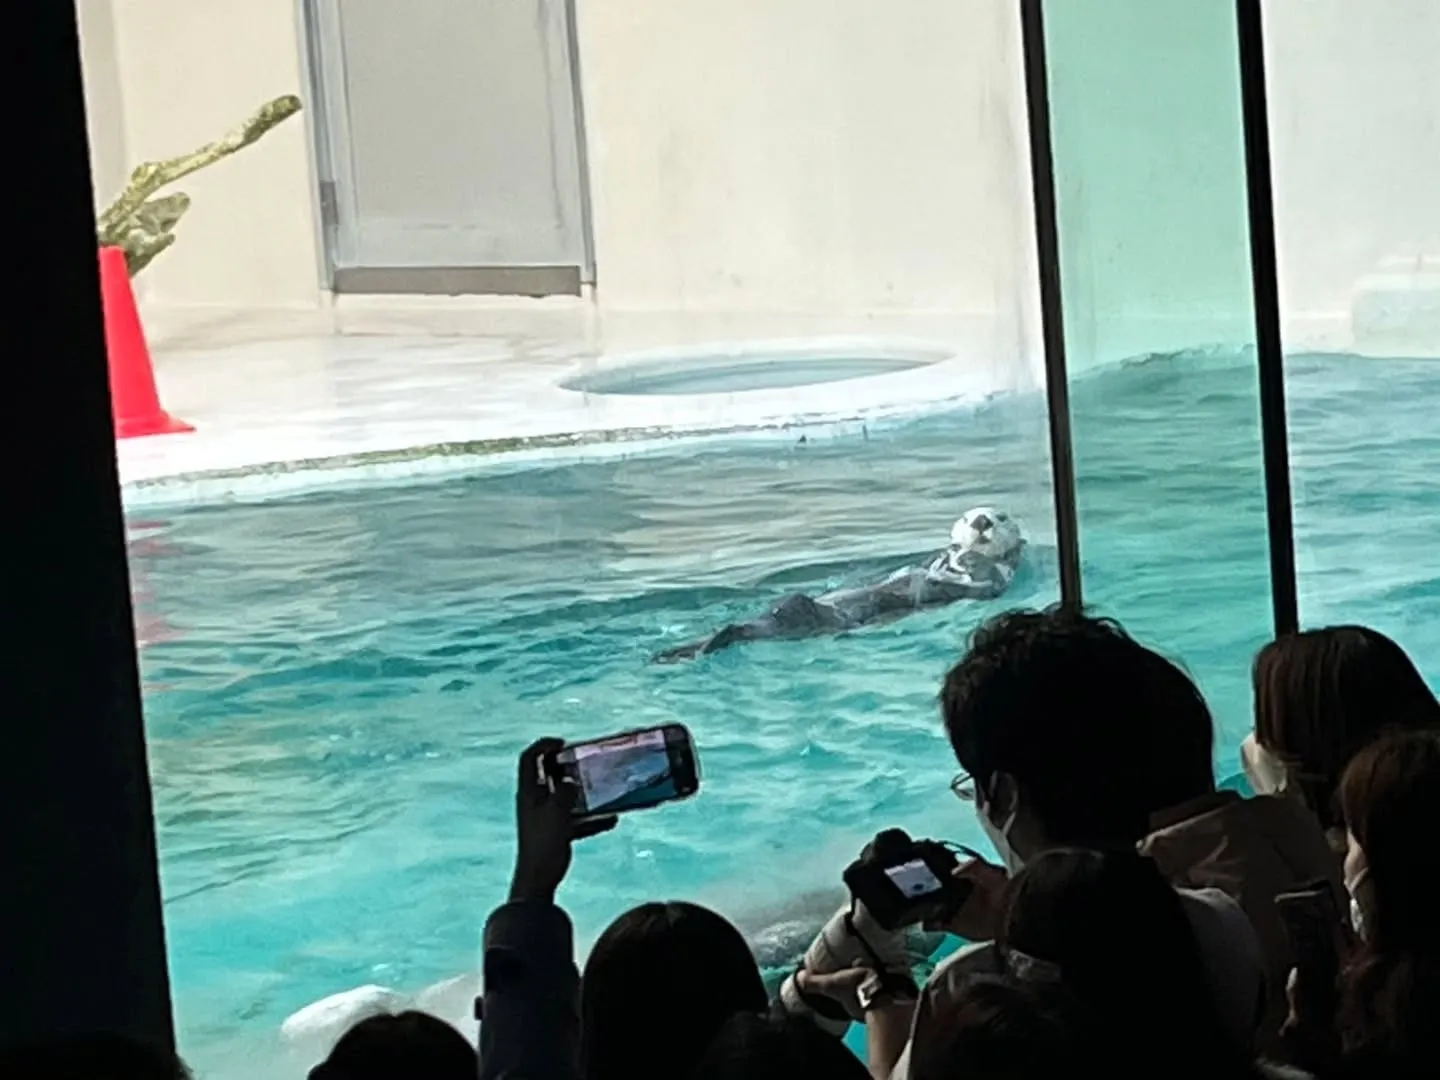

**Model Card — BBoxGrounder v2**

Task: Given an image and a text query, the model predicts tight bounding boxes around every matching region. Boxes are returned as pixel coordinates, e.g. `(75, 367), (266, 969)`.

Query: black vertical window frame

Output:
(1235, 0), (1300, 636)
(3, 0), (175, 1053)
(1019, 0), (1084, 610)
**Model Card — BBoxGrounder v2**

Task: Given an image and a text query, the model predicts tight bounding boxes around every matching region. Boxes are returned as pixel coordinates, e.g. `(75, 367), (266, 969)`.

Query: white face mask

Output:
(1349, 894), (1367, 942)
(978, 783), (1024, 875)
(1346, 866), (1372, 942)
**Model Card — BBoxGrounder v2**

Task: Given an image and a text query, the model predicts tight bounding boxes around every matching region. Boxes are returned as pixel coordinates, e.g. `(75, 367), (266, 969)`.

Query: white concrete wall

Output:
(76, 0), (129, 212)
(76, 0), (323, 313)
(1264, 0), (1440, 353)
(574, 0), (1036, 320)
(72, 0), (1439, 357)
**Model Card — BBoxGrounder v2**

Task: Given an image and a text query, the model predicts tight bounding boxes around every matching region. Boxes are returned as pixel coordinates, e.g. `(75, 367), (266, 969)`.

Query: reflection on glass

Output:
(1265, 2), (1440, 692)
(1042, 0), (1272, 758)
(112, 5), (1058, 1076)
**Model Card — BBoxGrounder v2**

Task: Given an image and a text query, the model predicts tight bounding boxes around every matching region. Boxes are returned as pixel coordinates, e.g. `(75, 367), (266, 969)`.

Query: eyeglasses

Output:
(950, 772), (976, 802)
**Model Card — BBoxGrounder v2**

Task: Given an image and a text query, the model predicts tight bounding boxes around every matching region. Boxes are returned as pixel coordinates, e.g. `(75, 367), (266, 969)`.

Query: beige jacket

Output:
(891, 884), (1264, 1080)
(1141, 791), (1345, 1055)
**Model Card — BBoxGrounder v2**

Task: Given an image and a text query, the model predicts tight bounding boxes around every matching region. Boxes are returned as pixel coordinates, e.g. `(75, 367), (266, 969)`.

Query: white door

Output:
(307, 0), (593, 294)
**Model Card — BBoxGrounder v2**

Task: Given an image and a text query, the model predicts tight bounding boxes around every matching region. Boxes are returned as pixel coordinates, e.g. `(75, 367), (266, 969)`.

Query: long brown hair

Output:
(1253, 626), (1440, 829)
(1337, 730), (1440, 1061)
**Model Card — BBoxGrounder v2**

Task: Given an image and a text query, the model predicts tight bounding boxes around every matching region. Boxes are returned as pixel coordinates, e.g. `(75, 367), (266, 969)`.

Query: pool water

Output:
(128, 348), (1440, 1078)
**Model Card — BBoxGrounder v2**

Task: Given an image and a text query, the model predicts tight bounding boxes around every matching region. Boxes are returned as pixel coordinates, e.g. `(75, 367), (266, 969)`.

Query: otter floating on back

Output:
(653, 507), (1025, 663)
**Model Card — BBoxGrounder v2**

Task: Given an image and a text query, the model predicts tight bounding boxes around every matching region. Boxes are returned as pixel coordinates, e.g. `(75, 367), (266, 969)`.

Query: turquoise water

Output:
(128, 348), (1440, 1077)
(559, 354), (931, 395)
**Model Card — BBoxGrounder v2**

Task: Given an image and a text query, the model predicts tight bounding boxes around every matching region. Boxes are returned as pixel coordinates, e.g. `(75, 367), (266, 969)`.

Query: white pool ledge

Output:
(118, 333), (1031, 510)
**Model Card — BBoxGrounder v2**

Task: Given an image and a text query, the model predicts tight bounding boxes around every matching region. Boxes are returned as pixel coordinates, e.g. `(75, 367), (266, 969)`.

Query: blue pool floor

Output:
(128, 347), (1440, 1078)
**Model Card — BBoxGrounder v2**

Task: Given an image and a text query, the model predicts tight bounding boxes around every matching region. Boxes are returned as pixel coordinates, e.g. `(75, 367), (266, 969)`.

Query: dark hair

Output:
(907, 975), (1083, 1080)
(1337, 730), (1440, 1062)
(941, 606), (1215, 846)
(308, 1011), (475, 1080)
(582, 902), (768, 1080)
(0, 1034), (191, 1080)
(1001, 848), (1242, 1069)
(686, 1010), (869, 1080)
(1255, 625), (1440, 830)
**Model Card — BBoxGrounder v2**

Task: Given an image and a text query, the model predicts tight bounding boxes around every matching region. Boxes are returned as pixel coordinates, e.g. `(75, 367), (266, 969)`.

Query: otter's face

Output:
(950, 507), (1023, 560)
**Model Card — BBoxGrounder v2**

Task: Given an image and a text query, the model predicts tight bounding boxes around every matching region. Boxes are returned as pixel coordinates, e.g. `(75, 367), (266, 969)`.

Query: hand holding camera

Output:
(927, 856), (1008, 942)
(782, 828), (975, 1031)
(842, 828), (976, 933)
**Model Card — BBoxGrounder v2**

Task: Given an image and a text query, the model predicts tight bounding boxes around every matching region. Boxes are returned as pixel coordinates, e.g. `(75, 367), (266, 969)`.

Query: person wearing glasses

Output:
(798, 607), (1336, 1078)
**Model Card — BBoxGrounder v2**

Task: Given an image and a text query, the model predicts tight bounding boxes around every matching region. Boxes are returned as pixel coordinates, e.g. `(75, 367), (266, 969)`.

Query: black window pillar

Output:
(3, 0), (174, 1053)
(1018, 0), (1084, 611)
(1235, 0), (1299, 636)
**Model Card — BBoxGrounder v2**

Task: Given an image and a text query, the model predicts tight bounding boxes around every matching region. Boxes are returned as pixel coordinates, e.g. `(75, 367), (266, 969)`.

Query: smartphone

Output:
(543, 724), (700, 822)
(1275, 880), (1348, 1000)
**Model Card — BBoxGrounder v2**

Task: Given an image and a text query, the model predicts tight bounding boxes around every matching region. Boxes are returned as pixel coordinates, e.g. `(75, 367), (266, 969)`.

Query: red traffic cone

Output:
(98, 245), (194, 439)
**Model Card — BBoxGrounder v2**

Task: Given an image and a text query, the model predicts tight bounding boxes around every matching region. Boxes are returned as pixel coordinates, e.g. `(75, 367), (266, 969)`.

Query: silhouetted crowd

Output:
(6, 610), (1439, 1079)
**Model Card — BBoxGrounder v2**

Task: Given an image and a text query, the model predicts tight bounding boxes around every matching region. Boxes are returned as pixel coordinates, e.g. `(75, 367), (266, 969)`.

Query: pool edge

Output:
(120, 396), (997, 511)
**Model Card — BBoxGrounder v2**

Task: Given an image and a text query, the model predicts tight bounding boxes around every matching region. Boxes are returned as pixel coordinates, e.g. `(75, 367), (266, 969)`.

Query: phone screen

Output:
(1276, 885), (1346, 992)
(884, 858), (945, 898)
(557, 728), (683, 816)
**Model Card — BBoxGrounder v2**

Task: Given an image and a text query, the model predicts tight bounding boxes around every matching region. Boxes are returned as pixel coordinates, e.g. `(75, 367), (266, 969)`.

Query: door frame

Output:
(300, 0), (596, 294)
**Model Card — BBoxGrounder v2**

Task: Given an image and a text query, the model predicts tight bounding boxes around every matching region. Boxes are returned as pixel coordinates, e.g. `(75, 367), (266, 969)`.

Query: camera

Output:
(842, 828), (973, 932)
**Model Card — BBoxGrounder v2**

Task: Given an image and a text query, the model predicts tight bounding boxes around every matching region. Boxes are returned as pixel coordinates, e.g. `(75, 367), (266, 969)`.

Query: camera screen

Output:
(883, 858), (945, 898)
(568, 729), (678, 815)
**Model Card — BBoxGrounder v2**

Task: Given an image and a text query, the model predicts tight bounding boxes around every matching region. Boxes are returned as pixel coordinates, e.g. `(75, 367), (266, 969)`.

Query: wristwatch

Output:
(856, 970), (919, 1013)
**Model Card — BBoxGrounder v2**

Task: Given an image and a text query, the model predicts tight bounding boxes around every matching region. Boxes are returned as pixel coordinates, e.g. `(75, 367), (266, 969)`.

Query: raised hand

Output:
(509, 738), (618, 904)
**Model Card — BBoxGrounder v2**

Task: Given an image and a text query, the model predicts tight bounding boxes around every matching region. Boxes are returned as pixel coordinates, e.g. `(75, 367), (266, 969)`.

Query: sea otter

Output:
(653, 506), (1024, 663)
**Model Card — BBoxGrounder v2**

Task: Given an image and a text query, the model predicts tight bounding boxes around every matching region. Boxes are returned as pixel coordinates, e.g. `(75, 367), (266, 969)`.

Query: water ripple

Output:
(129, 349), (1440, 1078)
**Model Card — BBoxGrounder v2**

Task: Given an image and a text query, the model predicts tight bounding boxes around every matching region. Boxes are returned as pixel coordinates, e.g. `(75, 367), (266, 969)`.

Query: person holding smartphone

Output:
(480, 731), (773, 1080)
(479, 738), (618, 1080)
